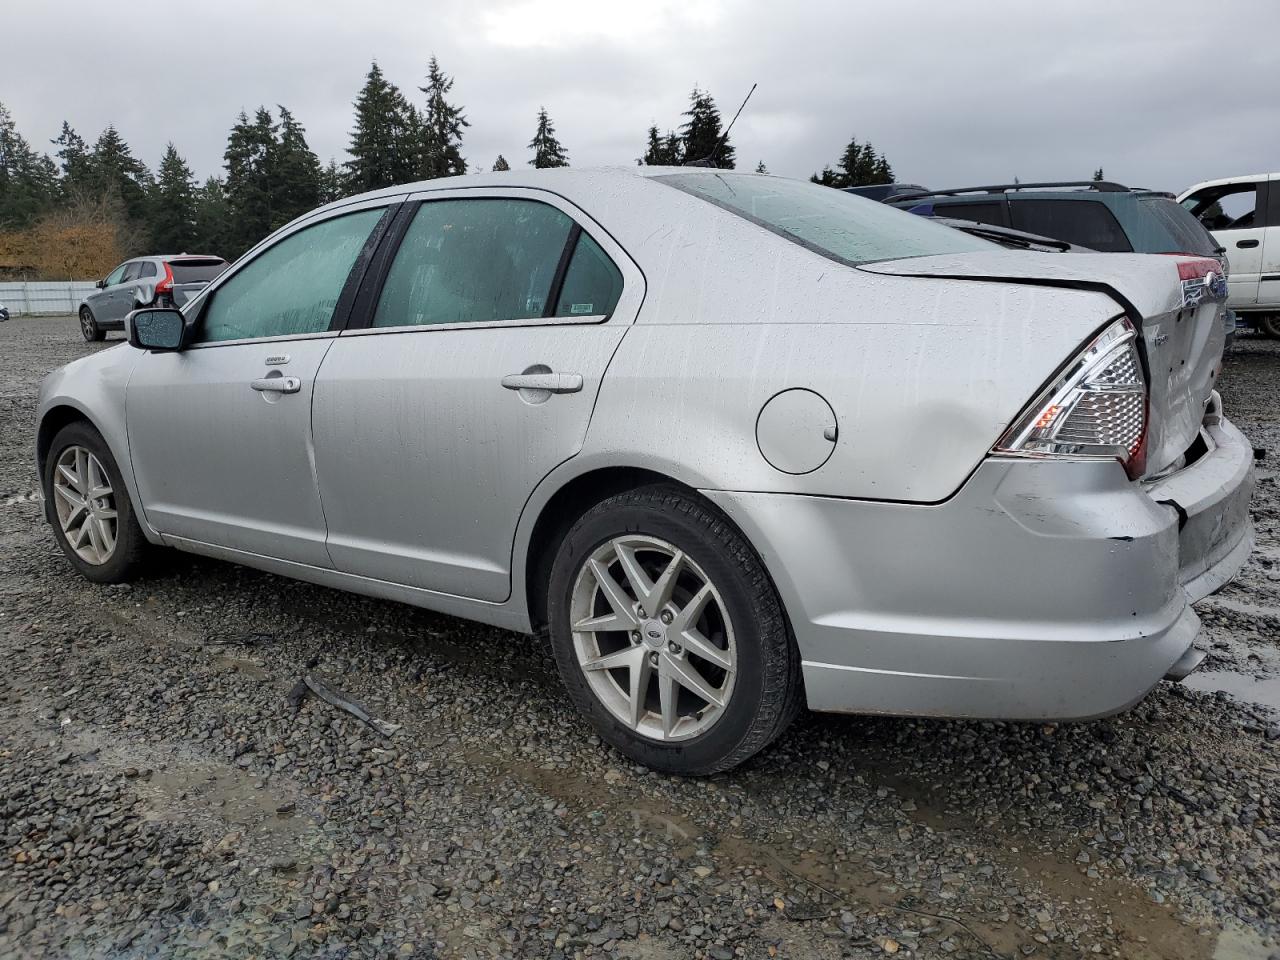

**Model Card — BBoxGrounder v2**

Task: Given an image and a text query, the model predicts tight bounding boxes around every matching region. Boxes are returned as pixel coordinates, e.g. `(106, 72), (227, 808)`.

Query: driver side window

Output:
(197, 208), (385, 344)
(1185, 185), (1258, 232)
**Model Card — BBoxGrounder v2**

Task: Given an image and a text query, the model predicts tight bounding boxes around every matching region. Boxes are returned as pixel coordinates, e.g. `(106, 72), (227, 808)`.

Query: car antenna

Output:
(684, 82), (757, 168)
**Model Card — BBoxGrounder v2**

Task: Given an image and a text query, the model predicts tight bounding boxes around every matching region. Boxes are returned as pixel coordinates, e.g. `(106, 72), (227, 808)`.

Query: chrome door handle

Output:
(501, 372), (583, 394)
(251, 376), (301, 394)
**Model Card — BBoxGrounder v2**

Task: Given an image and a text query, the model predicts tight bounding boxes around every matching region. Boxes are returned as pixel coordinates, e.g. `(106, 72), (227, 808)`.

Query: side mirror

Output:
(127, 308), (186, 351)
(95, 278), (106, 289)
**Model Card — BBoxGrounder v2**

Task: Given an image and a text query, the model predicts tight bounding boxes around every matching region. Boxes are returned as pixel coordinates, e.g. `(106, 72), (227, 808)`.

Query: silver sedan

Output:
(35, 168), (1254, 774)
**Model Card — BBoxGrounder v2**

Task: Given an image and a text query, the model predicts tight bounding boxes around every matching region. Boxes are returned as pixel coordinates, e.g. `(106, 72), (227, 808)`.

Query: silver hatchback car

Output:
(36, 168), (1253, 774)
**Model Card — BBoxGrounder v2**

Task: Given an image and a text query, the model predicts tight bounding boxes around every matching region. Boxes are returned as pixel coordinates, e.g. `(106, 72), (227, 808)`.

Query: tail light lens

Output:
(156, 262), (174, 296)
(994, 316), (1148, 480)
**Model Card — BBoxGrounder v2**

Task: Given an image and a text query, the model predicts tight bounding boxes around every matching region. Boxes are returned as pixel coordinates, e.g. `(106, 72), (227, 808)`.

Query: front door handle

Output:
(251, 376), (301, 394)
(501, 372), (583, 394)
(1236, 238), (1259, 249)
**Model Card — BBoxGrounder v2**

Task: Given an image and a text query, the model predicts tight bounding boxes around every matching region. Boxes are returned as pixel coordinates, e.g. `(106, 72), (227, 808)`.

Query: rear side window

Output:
(555, 233), (623, 317)
(933, 200), (1006, 227)
(122, 262), (143, 282)
(373, 198), (622, 327)
(199, 208), (384, 343)
(138, 261), (157, 278)
(656, 173), (990, 265)
(1009, 200), (1132, 252)
(1137, 197), (1220, 256)
(170, 260), (228, 283)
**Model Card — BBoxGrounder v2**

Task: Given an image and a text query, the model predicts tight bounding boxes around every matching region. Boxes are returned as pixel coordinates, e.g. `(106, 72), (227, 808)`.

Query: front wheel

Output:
(1259, 314), (1280, 339)
(44, 422), (149, 583)
(547, 485), (802, 775)
(79, 307), (104, 342)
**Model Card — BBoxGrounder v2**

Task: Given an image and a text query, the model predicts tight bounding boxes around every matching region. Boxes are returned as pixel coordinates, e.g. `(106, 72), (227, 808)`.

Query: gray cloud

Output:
(5, 0), (1277, 193)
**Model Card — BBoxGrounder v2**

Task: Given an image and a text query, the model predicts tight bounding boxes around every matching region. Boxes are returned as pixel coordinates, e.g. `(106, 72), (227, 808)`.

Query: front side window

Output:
(1009, 200), (1132, 252)
(103, 263), (128, 286)
(1182, 184), (1258, 232)
(198, 208), (384, 343)
(655, 172), (991, 266)
(375, 198), (622, 328)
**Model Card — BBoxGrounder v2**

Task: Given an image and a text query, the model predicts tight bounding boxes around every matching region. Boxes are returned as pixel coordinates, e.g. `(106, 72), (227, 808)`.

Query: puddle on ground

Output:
(1183, 670), (1280, 712)
(1213, 924), (1277, 959)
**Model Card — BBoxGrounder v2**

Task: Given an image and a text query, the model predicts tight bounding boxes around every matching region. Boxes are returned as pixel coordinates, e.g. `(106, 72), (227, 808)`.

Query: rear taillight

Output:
(156, 262), (174, 295)
(994, 316), (1148, 480)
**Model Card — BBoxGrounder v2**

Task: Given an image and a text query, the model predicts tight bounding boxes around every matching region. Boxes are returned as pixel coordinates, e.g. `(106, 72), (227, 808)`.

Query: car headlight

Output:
(994, 316), (1148, 480)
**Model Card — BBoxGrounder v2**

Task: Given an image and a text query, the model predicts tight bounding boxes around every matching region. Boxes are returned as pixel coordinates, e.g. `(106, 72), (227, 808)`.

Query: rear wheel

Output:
(79, 307), (104, 342)
(1259, 314), (1280, 339)
(547, 485), (802, 775)
(44, 422), (149, 583)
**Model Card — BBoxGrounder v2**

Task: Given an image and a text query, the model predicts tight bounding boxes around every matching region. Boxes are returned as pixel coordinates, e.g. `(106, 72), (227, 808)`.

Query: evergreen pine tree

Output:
(191, 176), (232, 254)
(679, 88), (734, 168)
(274, 106), (322, 224)
(809, 166), (839, 187)
(0, 102), (58, 227)
(755, 161), (768, 174)
(223, 108), (278, 255)
(814, 135), (896, 188)
(418, 57), (468, 179)
(51, 122), (94, 198)
(88, 124), (151, 225)
(1093, 167), (1105, 181)
(346, 62), (419, 192)
(492, 155), (510, 172)
(149, 143), (198, 253)
(318, 159), (348, 203)
(528, 107), (569, 168)
(640, 126), (683, 165)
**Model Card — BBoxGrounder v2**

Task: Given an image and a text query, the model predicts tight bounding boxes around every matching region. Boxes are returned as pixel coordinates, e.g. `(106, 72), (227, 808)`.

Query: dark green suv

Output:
(887, 181), (1223, 259)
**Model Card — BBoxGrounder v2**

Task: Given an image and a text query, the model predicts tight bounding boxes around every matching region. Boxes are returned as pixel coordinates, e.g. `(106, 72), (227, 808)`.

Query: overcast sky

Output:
(5, 0), (1278, 192)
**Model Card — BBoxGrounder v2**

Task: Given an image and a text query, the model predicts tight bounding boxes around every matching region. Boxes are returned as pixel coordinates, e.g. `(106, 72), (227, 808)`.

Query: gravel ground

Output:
(1, 315), (1278, 960)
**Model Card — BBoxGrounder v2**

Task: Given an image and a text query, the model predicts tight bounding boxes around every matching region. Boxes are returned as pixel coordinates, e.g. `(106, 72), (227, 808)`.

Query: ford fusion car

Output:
(35, 168), (1253, 775)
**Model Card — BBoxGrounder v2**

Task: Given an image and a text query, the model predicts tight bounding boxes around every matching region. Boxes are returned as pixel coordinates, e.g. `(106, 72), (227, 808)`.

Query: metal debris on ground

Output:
(290, 673), (402, 738)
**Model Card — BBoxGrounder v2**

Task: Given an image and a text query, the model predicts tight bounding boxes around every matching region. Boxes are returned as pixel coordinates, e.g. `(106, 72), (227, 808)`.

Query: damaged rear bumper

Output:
(703, 406), (1254, 721)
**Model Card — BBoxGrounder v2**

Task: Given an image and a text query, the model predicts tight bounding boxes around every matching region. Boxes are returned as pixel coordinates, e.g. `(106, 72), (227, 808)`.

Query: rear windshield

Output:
(655, 173), (991, 266)
(169, 259), (228, 283)
(1137, 197), (1220, 256)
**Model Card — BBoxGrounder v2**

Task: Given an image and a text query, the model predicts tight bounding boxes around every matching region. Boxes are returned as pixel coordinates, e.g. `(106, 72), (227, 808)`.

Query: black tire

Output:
(43, 421), (149, 583)
(79, 306), (104, 342)
(547, 484), (802, 775)
(1260, 314), (1280, 339)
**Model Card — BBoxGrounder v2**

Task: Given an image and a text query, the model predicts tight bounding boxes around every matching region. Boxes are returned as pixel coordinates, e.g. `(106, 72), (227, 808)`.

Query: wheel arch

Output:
(519, 463), (795, 651)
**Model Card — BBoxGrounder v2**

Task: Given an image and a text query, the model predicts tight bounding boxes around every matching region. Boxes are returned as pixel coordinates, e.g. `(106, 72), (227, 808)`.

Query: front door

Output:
(126, 205), (390, 566)
(312, 191), (642, 602)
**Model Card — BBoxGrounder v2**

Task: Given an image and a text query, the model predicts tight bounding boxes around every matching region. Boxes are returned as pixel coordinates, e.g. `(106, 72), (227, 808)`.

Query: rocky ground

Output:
(0, 315), (1277, 960)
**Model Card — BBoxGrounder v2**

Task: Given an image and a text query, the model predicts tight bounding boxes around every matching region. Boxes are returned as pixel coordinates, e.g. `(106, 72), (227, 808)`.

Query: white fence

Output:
(0, 281), (98, 315)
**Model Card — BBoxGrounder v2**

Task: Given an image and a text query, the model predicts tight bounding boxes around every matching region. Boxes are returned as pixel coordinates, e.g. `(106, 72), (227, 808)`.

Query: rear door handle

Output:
(501, 372), (583, 394)
(251, 376), (301, 394)
(1236, 239), (1259, 249)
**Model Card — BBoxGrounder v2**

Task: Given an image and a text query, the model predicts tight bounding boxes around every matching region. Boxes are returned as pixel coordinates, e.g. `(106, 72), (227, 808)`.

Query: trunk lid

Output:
(860, 250), (1227, 478)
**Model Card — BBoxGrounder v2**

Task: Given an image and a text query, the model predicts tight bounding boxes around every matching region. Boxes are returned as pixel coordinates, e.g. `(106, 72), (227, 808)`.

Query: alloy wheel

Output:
(570, 535), (737, 742)
(52, 445), (118, 565)
(80, 309), (95, 340)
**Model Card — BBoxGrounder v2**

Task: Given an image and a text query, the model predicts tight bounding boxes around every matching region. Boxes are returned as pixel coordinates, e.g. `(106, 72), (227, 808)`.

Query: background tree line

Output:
(1, 64), (898, 279)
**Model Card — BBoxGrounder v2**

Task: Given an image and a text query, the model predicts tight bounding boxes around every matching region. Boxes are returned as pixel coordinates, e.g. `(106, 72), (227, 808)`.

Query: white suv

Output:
(1179, 173), (1280, 336)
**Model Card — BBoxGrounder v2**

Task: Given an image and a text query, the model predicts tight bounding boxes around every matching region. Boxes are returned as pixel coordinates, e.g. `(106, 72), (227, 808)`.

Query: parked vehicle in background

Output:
(886, 181), (1234, 345)
(0, 302), (8, 323)
(843, 182), (928, 202)
(1179, 174), (1280, 337)
(36, 168), (1251, 775)
(78, 255), (228, 342)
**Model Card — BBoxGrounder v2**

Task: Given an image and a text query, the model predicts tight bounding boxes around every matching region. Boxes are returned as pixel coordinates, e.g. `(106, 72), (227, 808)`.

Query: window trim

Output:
(181, 199), (400, 350)
(343, 188), (632, 336)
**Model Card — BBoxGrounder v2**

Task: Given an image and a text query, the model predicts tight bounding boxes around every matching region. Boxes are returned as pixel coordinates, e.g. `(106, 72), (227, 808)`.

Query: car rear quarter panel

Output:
(584, 207), (1121, 502)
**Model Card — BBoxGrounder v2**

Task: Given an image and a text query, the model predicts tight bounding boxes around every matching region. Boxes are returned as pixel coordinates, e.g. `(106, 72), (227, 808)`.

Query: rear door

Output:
(312, 189), (643, 602)
(1262, 175), (1280, 309)
(1180, 179), (1268, 307)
